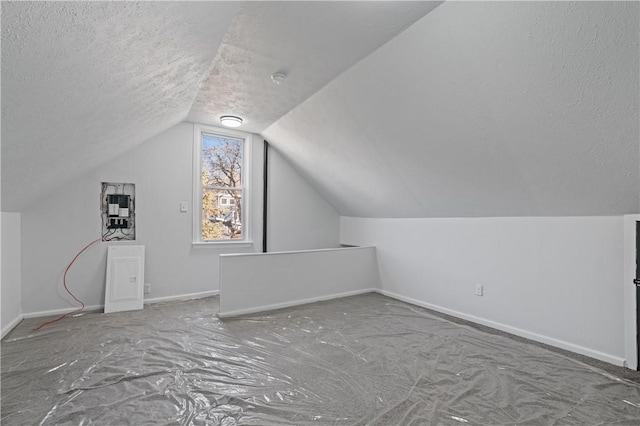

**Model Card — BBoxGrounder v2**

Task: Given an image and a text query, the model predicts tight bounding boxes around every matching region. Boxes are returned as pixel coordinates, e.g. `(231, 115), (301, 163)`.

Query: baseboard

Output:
(22, 304), (103, 319)
(218, 288), (376, 319)
(375, 289), (626, 367)
(21, 290), (220, 320)
(1, 314), (24, 339)
(143, 290), (219, 304)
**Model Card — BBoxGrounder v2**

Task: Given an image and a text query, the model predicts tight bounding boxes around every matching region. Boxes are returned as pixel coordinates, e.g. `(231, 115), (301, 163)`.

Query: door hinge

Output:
(634, 278), (640, 286)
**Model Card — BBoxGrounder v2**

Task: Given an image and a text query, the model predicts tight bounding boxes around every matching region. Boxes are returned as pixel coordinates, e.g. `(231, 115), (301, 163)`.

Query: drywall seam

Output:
(376, 289), (625, 367)
(218, 288), (375, 319)
(21, 290), (219, 320)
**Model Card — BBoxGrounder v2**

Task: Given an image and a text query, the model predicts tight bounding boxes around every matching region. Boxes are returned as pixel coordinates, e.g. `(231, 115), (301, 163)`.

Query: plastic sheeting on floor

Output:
(2, 293), (640, 425)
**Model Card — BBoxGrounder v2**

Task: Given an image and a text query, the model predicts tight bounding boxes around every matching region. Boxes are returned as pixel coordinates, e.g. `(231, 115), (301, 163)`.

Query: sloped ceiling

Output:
(3, 2), (637, 217)
(264, 1), (640, 217)
(1, 1), (239, 211)
(1, 1), (439, 212)
(187, 1), (441, 133)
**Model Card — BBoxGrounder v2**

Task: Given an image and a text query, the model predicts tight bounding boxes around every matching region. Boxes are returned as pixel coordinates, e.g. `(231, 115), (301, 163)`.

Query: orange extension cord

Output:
(32, 238), (101, 331)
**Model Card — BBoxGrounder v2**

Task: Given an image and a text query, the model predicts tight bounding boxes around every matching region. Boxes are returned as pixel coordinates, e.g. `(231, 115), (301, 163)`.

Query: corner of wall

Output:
(339, 215), (628, 366)
(1, 212), (23, 338)
(267, 147), (340, 251)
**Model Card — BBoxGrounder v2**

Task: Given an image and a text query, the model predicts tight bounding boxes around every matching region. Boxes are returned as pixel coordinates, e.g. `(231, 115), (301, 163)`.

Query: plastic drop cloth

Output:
(2, 293), (640, 425)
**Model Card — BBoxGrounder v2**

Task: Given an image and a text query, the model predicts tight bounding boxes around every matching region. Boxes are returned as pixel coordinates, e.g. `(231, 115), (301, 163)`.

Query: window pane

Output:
(202, 134), (242, 188)
(202, 188), (242, 240)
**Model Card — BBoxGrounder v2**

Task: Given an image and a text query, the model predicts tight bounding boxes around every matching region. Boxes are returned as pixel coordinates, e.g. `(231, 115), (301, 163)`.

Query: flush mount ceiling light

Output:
(220, 115), (243, 128)
(271, 72), (287, 85)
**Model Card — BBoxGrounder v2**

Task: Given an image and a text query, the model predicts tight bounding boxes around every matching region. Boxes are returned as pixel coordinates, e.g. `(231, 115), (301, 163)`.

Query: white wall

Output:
(341, 216), (626, 365)
(219, 247), (378, 317)
(19, 122), (339, 316)
(1, 212), (22, 337)
(267, 146), (339, 251)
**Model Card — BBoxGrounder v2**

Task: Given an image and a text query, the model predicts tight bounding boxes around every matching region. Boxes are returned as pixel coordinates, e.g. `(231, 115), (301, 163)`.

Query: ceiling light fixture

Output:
(220, 115), (243, 128)
(271, 72), (287, 85)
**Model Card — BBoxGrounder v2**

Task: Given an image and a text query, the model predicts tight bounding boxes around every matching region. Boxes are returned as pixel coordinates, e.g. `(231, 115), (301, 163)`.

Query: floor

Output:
(2, 293), (640, 425)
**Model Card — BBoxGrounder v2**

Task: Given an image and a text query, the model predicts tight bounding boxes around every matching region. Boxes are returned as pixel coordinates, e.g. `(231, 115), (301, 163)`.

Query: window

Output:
(193, 124), (251, 244)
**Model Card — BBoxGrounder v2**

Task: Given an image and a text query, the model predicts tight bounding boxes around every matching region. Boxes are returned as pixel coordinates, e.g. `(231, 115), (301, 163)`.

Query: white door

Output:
(104, 245), (145, 314)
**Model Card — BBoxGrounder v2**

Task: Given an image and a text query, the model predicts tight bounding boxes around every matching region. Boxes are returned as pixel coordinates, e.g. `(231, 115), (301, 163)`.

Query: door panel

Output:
(104, 246), (145, 314)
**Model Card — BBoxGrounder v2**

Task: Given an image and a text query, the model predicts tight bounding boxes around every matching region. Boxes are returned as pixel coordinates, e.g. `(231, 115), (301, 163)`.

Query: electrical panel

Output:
(107, 194), (130, 229)
(101, 182), (136, 241)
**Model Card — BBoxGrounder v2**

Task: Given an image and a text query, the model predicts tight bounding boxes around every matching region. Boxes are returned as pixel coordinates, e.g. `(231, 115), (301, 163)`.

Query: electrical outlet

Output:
(144, 283), (151, 294)
(475, 284), (483, 296)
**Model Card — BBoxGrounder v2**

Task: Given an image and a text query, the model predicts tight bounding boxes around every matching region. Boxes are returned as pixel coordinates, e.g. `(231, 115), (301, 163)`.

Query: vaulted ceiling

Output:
(264, 1), (640, 217)
(0, 1), (438, 211)
(2, 1), (638, 217)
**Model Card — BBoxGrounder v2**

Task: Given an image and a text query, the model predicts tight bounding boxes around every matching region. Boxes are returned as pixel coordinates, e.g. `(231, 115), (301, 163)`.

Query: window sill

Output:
(192, 241), (254, 249)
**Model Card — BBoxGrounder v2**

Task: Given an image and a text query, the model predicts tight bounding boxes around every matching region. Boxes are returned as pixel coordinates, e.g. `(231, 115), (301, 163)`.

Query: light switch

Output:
(180, 202), (188, 212)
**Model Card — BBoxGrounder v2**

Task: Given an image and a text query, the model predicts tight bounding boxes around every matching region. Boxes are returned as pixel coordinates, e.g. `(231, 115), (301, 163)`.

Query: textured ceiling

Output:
(1, 1), (239, 211)
(4, 1), (637, 218)
(264, 1), (639, 217)
(1, 1), (439, 211)
(187, 1), (440, 133)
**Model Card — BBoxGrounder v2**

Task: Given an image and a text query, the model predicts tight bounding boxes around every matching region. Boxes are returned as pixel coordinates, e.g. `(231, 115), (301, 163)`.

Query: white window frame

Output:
(192, 123), (252, 247)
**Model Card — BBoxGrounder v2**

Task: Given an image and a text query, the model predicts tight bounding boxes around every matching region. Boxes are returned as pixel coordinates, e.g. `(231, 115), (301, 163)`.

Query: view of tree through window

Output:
(201, 133), (243, 240)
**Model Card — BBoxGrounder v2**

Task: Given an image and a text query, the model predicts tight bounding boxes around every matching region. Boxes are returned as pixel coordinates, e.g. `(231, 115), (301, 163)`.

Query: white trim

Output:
(192, 123), (253, 245)
(22, 304), (104, 319)
(192, 123), (199, 243)
(192, 241), (254, 249)
(376, 288), (626, 367)
(219, 245), (372, 257)
(143, 290), (219, 304)
(1, 314), (24, 339)
(217, 288), (375, 319)
(20, 291), (220, 320)
(624, 214), (640, 369)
